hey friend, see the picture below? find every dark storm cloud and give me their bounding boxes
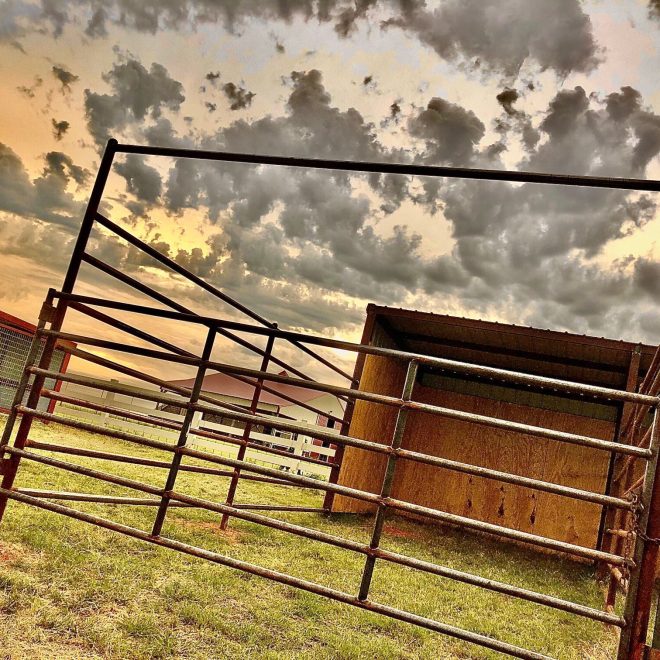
[630,112,660,172]
[539,86,590,138]
[334,0,378,37]
[105,59,185,120]
[634,259,660,301]
[51,118,70,140]
[408,97,485,164]
[85,6,107,37]
[114,155,162,203]
[84,56,185,145]
[383,0,601,76]
[51,65,79,92]
[496,88,519,116]
[605,86,641,121]
[222,82,255,110]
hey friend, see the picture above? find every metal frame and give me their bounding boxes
[1,139,659,659]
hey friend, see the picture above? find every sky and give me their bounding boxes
[0,0,659,383]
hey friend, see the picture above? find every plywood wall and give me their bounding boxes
[332,354,405,513]
[333,357,616,549]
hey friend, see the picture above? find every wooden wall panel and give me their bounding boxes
[332,355,405,513]
[334,367,615,549]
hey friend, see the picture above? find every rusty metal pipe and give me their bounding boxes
[35,379,645,504]
[24,439,311,486]
[50,292,660,406]
[9,407,632,564]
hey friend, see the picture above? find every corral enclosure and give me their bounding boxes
[1,142,659,660]
[334,306,657,551]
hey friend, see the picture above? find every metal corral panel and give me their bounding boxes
[0,316,69,413]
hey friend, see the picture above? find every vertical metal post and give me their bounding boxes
[357,359,418,601]
[61,139,118,294]
[0,139,116,524]
[599,402,624,554]
[617,404,660,660]
[151,325,216,537]
[221,330,276,530]
[0,293,55,451]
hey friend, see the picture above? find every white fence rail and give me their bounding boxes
[54,380,337,479]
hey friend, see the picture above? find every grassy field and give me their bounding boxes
[0,414,618,659]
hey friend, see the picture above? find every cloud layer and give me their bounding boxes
[61,54,660,340]
[1,1,659,349]
[5,0,601,77]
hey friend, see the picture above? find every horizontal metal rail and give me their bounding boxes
[1,447,624,626]
[30,358,278,425]
[27,370,392,455]
[93,211,353,382]
[51,292,660,406]
[115,142,660,192]
[24,439,316,487]
[15,489,190,506]
[13,490,323,513]
[39,344,297,424]
[35,332,654,458]
[6,408,632,565]
[0,486,555,660]
[31,369,643,506]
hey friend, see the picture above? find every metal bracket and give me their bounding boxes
[39,301,56,324]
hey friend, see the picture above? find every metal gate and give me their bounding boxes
[1,141,659,659]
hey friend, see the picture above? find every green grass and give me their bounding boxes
[0,415,618,659]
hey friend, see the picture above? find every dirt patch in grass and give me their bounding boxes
[0,541,39,564]
[383,524,423,540]
[178,519,244,542]
[0,542,20,562]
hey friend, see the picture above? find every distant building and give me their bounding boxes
[0,309,72,413]
[165,370,344,461]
